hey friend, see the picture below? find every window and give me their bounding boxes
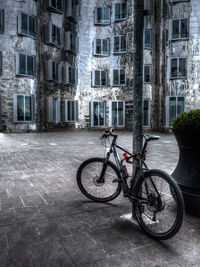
[13,94,35,123]
[95,7,110,25]
[114,3,128,21]
[114,36,127,54]
[66,0,79,21]
[109,101,125,127]
[48,0,63,13]
[65,31,79,54]
[143,100,150,127]
[45,23,64,48]
[112,69,126,86]
[65,100,78,122]
[170,19,189,40]
[91,101,105,127]
[92,70,108,87]
[169,58,187,78]
[63,64,78,85]
[94,39,109,56]
[0,51,2,76]
[166,96,185,126]
[16,53,36,77]
[46,97,60,123]
[0,9,4,34]
[18,13,37,38]
[45,60,62,84]
[144,65,151,83]
[144,29,152,49]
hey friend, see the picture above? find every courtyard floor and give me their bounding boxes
[0,130,199,266]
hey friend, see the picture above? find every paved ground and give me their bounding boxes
[0,130,199,267]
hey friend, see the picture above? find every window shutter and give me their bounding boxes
[48,0,52,8]
[56,98,61,123]
[32,95,36,122]
[169,20,172,41]
[0,9,5,33]
[94,8,98,24]
[13,94,18,123]
[92,70,95,86]
[60,28,64,48]
[33,56,36,77]
[0,51,2,76]
[34,16,37,37]
[107,39,110,56]
[58,63,62,84]
[75,68,78,85]
[66,0,72,17]
[65,99,68,122]
[76,36,79,53]
[45,59,52,80]
[16,53,20,75]
[17,12,22,34]
[64,64,69,84]
[165,96,170,127]
[167,58,171,79]
[109,101,112,127]
[112,4,115,21]
[65,31,70,50]
[93,40,96,55]
[75,4,79,21]
[75,100,78,122]
[111,69,113,86]
[46,23,52,44]
[47,96,53,122]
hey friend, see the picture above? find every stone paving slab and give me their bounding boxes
[0,131,199,266]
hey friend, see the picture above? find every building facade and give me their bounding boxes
[0,0,199,132]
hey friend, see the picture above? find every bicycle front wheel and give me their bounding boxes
[77,157,122,202]
[133,169,184,240]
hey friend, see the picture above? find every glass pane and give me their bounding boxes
[57,0,62,10]
[95,70,100,86]
[169,97,176,125]
[121,36,126,52]
[172,20,179,39]
[96,39,101,54]
[121,3,127,19]
[17,95,24,121]
[171,58,178,78]
[52,0,56,8]
[19,54,26,75]
[179,58,186,77]
[103,8,110,23]
[67,101,71,121]
[25,96,32,121]
[144,65,150,83]
[71,101,75,121]
[29,16,35,36]
[71,34,75,52]
[120,69,125,85]
[112,102,117,126]
[99,102,104,126]
[27,56,33,76]
[101,71,106,86]
[69,67,75,84]
[115,3,120,20]
[93,102,98,126]
[21,13,28,34]
[118,101,124,126]
[177,97,184,115]
[103,39,108,54]
[57,28,60,45]
[114,37,119,53]
[97,8,103,23]
[113,70,118,85]
[52,25,56,43]
[53,62,58,80]
[145,30,151,48]
[181,19,188,38]
[143,100,149,126]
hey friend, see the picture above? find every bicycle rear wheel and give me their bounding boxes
[133,169,184,240]
[77,157,122,202]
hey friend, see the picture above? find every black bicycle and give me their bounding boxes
[77,126,184,240]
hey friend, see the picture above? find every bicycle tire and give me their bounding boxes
[133,169,184,240]
[77,157,122,202]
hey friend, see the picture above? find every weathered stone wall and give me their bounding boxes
[0,0,37,132]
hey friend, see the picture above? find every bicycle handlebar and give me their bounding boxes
[100,124,117,139]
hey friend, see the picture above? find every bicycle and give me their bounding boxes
[76,126,184,240]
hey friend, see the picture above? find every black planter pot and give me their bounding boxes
[172,128,200,215]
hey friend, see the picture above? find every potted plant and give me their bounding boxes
[172,109,200,215]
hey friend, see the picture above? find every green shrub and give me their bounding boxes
[172,109,200,129]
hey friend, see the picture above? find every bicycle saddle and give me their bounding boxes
[145,135,160,141]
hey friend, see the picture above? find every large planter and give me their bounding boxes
[172,128,200,215]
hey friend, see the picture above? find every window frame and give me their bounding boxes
[144,64,152,83]
[64,64,78,86]
[166,96,185,127]
[45,59,62,84]
[48,0,63,14]
[92,70,108,87]
[170,18,189,40]
[16,53,36,78]
[109,100,125,128]
[13,94,35,123]
[94,7,111,25]
[0,51,2,76]
[18,12,37,39]
[45,23,64,49]
[114,3,128,22]
[65,31,79,54]
[46,96,61,123]
[144,29,152,49]
[65,99,78,123]
[168,57,187,79]
[112,68,126,87]
[0,9,4,34]
[91,100,106,128]
[143,99,151,128]
[66,0,79,22]
[113,35,127,54]
[93,38,109,57]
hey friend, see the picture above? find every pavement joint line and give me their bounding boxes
[20,196,26,208]
[38,193,48,205]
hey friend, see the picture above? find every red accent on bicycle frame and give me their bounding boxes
[123,152,132,163]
